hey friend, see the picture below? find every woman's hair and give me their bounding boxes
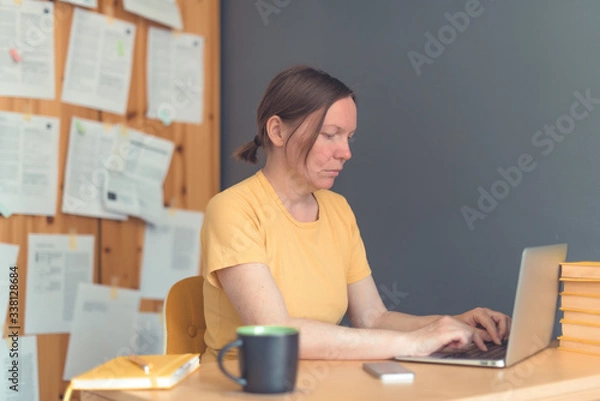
[233,65,355,164]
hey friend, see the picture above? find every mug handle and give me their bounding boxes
[217,339,247,386]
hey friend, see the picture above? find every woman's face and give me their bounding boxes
[287,96,357,191]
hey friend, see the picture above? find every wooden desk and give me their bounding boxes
[82,346,600,401]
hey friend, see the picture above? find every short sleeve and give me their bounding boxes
[344,200,372,284]
[201,191,270,288]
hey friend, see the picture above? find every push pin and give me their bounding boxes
[9,48,21,63]
[158,108,173,127]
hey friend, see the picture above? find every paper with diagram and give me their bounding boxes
[101,126,175,225]
[62,118,128,220]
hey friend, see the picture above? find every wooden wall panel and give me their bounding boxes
[0,1,220,400]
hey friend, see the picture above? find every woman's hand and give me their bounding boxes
[453,307,511,345]
[405,315,486,356]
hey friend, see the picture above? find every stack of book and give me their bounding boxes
[558,261,600,356]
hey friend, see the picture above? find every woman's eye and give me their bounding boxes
[323,133,336,139]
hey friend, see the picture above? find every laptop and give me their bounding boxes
[395,243,567,368]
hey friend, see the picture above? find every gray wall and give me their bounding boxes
[220,1,600,331]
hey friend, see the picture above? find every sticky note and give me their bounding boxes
[9,48,21,63]
[0,202,13,218]
[110,276,119,300]
[103,122,112,132]
[117,40,125,57]
[68,231,77,250]
[75,120,86,135]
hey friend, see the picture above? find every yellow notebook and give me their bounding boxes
[64,354,200,400]
[561,261,600,279]
[558,336,600,357]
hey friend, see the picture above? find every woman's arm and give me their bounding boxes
[347,275,443,331]
[347,276,510,345]
[216,263,483,359]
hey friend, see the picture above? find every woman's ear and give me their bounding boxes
[266,115,285,147]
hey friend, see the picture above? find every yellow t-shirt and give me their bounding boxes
[200,170,372,362]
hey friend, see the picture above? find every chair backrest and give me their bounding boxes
[163,275,206,355]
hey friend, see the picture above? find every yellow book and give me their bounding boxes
[560,307,600,325]
[561,261,600,279]
[64,354,200,401]
[560,319,600,342]
[560,292,600,312]
[558,336,600,357]
[560,279,600,295]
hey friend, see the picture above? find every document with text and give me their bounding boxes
[62,118,128,220]
[63,283,141,380]
[0,243,19,331]
[123,0,182,30]
[25,234,94,334]
[140,209,203,299]
[61,8,136,115]
[2,336,40,401]
[0,111,60,217]
[102,126,175,225]
[0,0,55,99]
[147,27,205,124]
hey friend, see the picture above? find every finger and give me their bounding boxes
[474,313,502,345]
[476,328,493,342]
[444,326,475,350]
[491,313,508,339]
[472,331,487,351]
[505,317,512,339]
[501,315,512,340]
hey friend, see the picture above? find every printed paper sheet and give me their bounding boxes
[147,27,205,125]
[0,0,55,100]
[25,234,94,334]
[140,209,203,299]
[0,111,60,217]
[63,283,141,380]
[61,8,136,115]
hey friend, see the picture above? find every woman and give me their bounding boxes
[200,65,510,362]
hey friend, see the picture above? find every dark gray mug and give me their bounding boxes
[217,325,299,394]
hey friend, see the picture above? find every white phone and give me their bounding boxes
[362,362,415,383]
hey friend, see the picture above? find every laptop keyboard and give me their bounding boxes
[441,341,508,360]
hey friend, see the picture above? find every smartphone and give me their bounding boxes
[362,362,415,383]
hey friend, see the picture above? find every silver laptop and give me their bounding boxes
[395,243,567,368]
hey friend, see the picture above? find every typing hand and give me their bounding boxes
[454,307,511,345]
[409,315,486,356]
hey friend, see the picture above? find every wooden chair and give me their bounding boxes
[163,276,206,355]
